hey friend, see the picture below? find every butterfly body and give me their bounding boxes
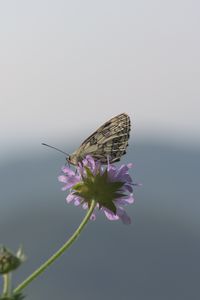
[68,113,131,165]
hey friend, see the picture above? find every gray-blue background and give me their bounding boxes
[0,140,199,299]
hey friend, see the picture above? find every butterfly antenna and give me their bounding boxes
[41,143,70,157]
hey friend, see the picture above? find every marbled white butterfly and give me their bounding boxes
[42,113,131,165]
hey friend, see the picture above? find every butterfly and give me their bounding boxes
[42,113,131,165]
[68,113,131,165]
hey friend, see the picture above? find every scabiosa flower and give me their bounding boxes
[58,155,136,225]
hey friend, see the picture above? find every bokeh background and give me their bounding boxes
[0,1,200,299]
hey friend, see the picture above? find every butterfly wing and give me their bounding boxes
[71,113,131,164]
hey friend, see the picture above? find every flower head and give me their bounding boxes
[58,156,136,225]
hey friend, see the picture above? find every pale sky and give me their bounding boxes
[0,0,200,160]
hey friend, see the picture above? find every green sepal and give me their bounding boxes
[73,182,85,191]
[84,166,94,180]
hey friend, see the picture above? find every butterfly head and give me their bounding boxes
[67,153,79,166]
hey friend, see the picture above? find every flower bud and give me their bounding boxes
[0,246,26,274]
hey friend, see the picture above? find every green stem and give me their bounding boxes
[2,273,11,296]
[13,200,96,294]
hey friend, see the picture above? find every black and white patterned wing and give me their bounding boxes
[76,113,131,164]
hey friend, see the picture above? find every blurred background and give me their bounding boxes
[0,1,200,299]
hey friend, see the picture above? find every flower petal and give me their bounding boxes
[90,213,96,221]
[74,197,81,206]
[127,163,133,169]
[116,165,129,179]
[123,174,132,183]
[61,180,78,190]
[66,193,76,203]
[116,207,131,225]
[103,208,119,221]
[121,184,133,193]
[58,175,68,183]
[61,166,75,176]
[107,166,117,181]
[82,202,88,210]
[116,194,134,205]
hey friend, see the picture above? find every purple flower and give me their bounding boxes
[58,155,136,225]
